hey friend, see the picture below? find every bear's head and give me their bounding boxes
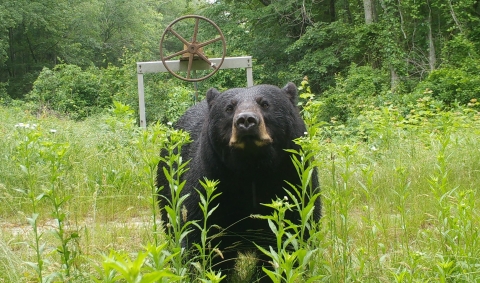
[205,83,305,162]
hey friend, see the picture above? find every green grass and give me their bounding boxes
[312,104,480,282]
[0,101,479,282]
[0,105,154,281]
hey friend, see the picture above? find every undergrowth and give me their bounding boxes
[0,87,479,282]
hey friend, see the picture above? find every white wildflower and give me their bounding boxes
[15,123,37,129]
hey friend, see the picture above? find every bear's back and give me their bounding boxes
[174,100,208,141]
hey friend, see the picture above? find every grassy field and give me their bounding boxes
[0,99,479,282]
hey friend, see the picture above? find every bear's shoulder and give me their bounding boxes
[174,100,208,139]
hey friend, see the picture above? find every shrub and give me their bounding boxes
[318,64,389,123]
[27,64,111,120]
[415,67,480,106]
[0,82,8,103]
[162,86,195,123]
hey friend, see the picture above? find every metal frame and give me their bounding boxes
[136,56,253,128]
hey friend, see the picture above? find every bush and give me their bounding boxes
[441,34,480,70]
[24,46,202,124]
[0,82,9,104]
[318,64,389,123]
[27,64,112,120]
[162,86,195,123]
[415,67,480,106]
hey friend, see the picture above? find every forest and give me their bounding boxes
[1,0,480,282]
[1,0,480,108]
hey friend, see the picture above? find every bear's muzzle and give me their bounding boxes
[229,111,272,149]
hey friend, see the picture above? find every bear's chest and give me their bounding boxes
[217,177,286,212]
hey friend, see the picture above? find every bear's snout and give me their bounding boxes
[229,110,272,148]
[235,112,259,131]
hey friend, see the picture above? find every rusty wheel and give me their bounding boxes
[159,15,226,82]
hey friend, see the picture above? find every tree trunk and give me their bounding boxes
[448,0,463,33]
[427,1,436,71]
[397,0,407,39]
[329,0,336,22]
[391,66,399,91]
[363,0,375,24]
[380,0,400,91]
[344,0,353,23]
[8,27,15,77]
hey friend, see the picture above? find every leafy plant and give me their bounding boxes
[159,133,192,271]
[191,179,225,281]
[136,123,164,246]
[40,138,79,281]
[12,122,79,281]
[94,244,182,283]
[163,86,195,124]
[415,67,480,106]
[12,123,46,282]
[256,196,321,283]
[27,64,111,120]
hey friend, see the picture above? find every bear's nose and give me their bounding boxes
[235,112,259,130]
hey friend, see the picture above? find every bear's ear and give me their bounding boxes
[206,88,221,106]
[282,82,298,105]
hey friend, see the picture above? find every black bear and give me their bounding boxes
[157,82,321,280]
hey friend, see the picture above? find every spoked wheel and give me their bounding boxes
[159,15,226,82]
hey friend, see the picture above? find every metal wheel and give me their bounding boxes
[159,15,226,82]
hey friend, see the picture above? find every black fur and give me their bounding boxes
[157,83,321,279]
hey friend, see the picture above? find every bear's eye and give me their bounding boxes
[261,101,269,109]
[225,105,234,113]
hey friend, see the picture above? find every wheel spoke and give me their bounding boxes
[167,27,190,46]
[192,18,199,43]
[196,52,216,69]
[198,37,222,48]
[160,15,226,82]
[164,49,189,60]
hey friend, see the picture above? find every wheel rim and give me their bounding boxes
[159,15,226,82]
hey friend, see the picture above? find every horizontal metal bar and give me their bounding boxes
[137,56,252,74]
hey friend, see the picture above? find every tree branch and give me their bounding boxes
[448,0,463,33]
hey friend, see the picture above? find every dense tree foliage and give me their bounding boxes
[203,0,480,93]
[1,0,479,118]
[1,0,171,98]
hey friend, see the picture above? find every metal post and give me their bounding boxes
[137,73,146,128]
[246,65,253,87]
